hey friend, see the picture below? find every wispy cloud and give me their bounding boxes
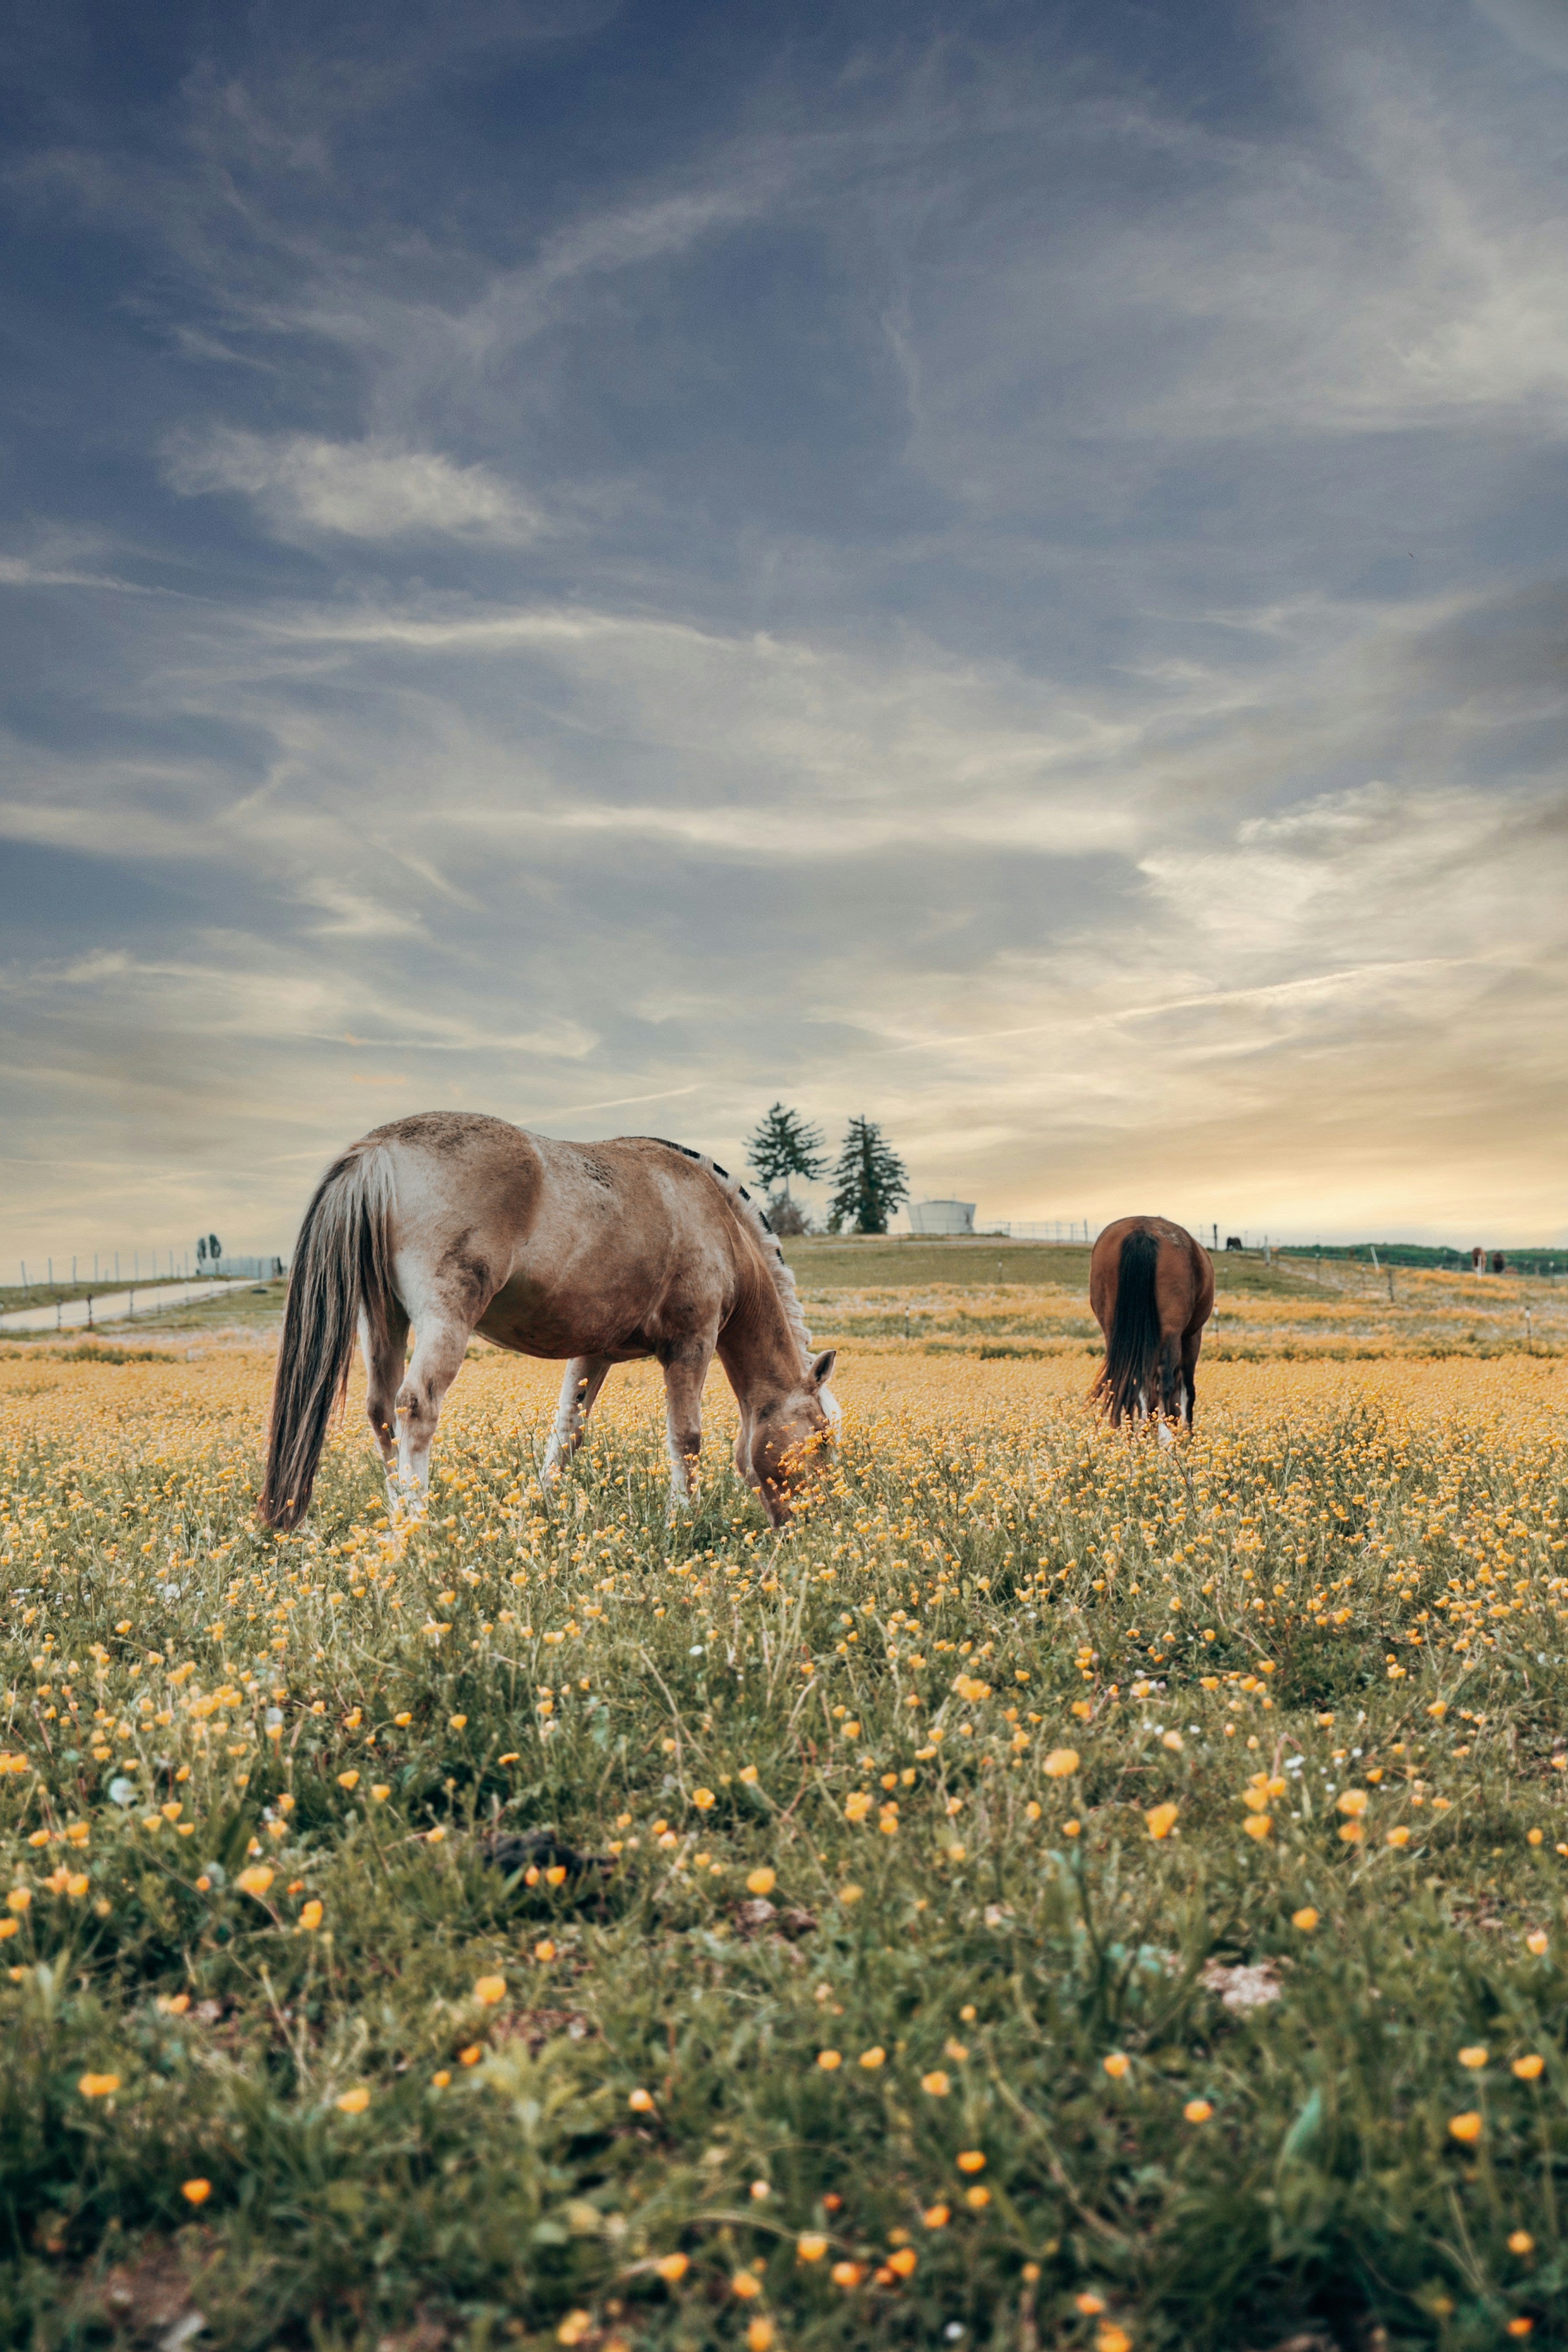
[0,555,154,592]
[1474,0,1568,73]
[163,430,542,543]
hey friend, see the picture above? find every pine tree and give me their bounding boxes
[828,1116,909,1235]
[746,1102,827,1199]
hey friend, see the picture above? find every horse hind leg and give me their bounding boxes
[543,1355,614,1485]
[392,1314,471,1518]
[360,1302,410,1496]
[1181,1329,1202,1428]
[1142,1334,1181,1446]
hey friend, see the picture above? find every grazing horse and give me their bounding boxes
[1089,1216,1214,1429]
[260,1114,838,1532]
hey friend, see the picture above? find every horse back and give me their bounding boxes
[1092,1214,1213,1338]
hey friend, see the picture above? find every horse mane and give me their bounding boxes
[638,1138,829,1393]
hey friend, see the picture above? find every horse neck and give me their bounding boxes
[716,1244,804,1409]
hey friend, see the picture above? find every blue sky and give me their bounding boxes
[2,0,1566,1259]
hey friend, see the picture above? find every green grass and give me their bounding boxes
[0,1353,1565,2349]
[92,1281,290,1335]
[780,1237,1096,1289]
[781,1237,1323,1302]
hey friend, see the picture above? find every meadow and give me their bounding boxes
[0,1249,1565,2350]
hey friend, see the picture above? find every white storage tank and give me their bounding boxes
[908,1199,976,1236]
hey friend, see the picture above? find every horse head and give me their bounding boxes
[737,1349,838,1524]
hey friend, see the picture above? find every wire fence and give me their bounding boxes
[978,1220,1094,1243]
[912,1223,1566,1274]
[11,1251,285,1296]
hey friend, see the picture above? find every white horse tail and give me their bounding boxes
[260,1145,397,1530]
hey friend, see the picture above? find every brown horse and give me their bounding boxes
[1089,1215,1214,1428]
[260,1114,838,1532]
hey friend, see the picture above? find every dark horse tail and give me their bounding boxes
[260,1146,397,1530]
[1095,1228,1162,1422]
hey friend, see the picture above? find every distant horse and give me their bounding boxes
[1089,1216,1214,1429]
[260,1115,838,1532]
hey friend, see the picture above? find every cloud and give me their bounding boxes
[1473,0,1568,71]
[3,542,1565,1245]
[0,523,175,595]
[3,4,1568,1253]
[0,554,151,592]
[163,430,542,543]
[296,880,428,939]
[248,591,1145,859]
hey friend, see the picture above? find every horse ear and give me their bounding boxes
[810,1349,836,1388]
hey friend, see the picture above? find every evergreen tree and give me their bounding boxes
[746,1101,827,1198]
[828,1116,908,1235]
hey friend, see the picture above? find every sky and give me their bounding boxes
[2,0,1566,1263]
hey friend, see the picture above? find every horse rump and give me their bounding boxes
[260,1146,397,1529]
[1093,1226,1163,1424]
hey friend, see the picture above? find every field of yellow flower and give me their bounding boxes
[1,1314,1565,2349]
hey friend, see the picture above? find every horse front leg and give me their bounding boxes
[660,1339,714,1515]
[732,1404,754,1487]
[543,1355,614,1485]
